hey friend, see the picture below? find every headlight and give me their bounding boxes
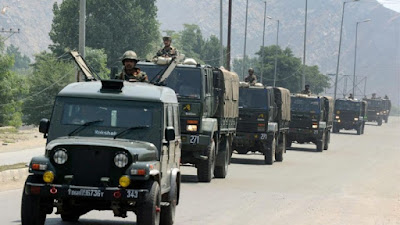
[312,123,318,129]
[53,148,68,164]
[354,118,359,121]
[186,125,198,132]
[335,115,340,119]
[114,152,129,168]
[376,112,380,115]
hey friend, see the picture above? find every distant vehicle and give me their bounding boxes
[232,82,291,164]
[365,98,384,126]
[21,53,181,225]
[140,58,239,182]
[287,94,333,152]
[382,99,391,123]
[333,99,367,135]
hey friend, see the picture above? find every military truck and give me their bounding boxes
[287,94,333,152]
[232,82,291,165]
[382,99,391,123]
[21,53,181,225]
[138,58,239,182]
[332,99,367,135]
[365,98,383,126]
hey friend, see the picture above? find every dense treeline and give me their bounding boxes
[1,1,330,127]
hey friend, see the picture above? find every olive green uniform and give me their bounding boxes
[156,46,178,57]
[300,89,311,95]
[119,67,148,82]
[245,74,257,85]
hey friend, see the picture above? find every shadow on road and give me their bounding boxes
[332,131,358,136]
[45,218,135,225]
[181,174,199,183]
[230,155,266,165]
[365,123,380,127]
[286,146,319,153]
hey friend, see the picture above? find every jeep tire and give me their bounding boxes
[137,181,161,225]
[21,176,46,225]
[160,181,177,225]
[197,139,215,182]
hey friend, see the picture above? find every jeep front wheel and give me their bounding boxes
[197,139,215,182]
[137,181,161,225]
[21,176,46,225]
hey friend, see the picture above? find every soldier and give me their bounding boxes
[244,68,257,85]
[384,95,389,100]
[348,93,354,99]
[300,84,312,96]
[156,36,178,58]
[118,50,148,82]
[371,93,377,99]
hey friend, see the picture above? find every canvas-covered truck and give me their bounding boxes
[365,98,384,126]
[287,94,333,152]
[232,82,291,165]
[139,58,239,182]
[21,52,182,225]
[382,99,391,123]
[333,99,367,135]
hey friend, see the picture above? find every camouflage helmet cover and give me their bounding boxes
[121,50,138,63]
[163,36,172,41]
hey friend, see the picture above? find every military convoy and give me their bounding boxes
[287,94,333,152]
[21,54,182,225]
[232,82,290,164]
[365,98,384,126]
[333,99,367,135]
[139,59,239,182]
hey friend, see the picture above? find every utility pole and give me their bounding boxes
[260,1,267,84]
[227,0,232,70]
[302,0,308,89]
[242,0,249,79]
[0,28,20,41]
[78,0,86,82]
[273,20,279,87]
[363,77,367,97]
[220,0,223,67]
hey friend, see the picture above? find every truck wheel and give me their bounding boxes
[21,176,46,225]
[332,125,339,133]
[286,139,292,148]
[361,123,365,134]
[356,125,362,135]
[385,117,389,123]
[61,213,80,222]
[264,137,275,165]
[377,118,382,126]
[275,134,285,162]
[160,182,177,225]
[197,140,215,182]
[316,133,325,152]
[324,131,330,150]
[137,181,161,225]
[215,138,229,178]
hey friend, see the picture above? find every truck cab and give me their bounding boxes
[365,98,384,126]
[287,94,333,152]
[333,99,366,134]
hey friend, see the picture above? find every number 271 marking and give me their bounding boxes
[189,135,200,144]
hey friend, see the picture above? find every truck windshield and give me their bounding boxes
[291,97,320,113]
[50,97,161,142]
[239,88,268,109]
[366,100,382,108]
[140,64,201,99]
[335,101,361,111]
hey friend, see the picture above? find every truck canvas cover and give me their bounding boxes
[220,67,239,118]
[273,87,291,122]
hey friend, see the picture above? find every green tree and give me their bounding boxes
[49,0,160,66]
[85,47,110,79]
[6,44,31,71]
[23,52,75,125]
[0,42,26,127]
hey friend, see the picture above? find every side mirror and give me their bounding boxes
[39,118,50,135]
[165,127,175,142]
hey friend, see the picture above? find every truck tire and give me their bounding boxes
[324,131,330,150]
[160,181,177,225]
[21,176,46,225]
[332,125,339,133]
[385,117,389,123]
[215,138,229,178]
[356,125,362,135]
[361,123,365,134]
[316,133,325,152]
[275,134,285,162]
[137,181,161,225]
[197,140,215,182]
[377,118,383,126]
[264,137,275,165]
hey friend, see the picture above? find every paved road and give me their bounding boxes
[0,118,399,225]
[0,147,44,166]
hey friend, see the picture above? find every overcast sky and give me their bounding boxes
[377,0,400,12]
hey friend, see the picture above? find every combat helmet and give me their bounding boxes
[163,36,172,41]
[121,50,138,64]
[248,68,254,73]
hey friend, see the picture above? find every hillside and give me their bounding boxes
[1,0,399,104]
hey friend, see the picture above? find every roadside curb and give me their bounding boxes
[0,168,28,183]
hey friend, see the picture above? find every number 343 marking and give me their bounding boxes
[189,135,200,144]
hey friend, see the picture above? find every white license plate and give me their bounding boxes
[67,188,104,197]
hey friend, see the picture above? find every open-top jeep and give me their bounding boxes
[21,53,181,225]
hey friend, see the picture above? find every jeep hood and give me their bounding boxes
[46,136,158,161]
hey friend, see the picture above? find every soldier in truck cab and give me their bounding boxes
[301,84,312,96]
[244,68,257,86]
[156,36,178,58]
[118,50,148,82]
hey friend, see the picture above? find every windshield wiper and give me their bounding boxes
[68,119,104,136]
[113,125,150,139]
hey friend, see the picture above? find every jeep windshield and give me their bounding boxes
[140,64,201,99]
[335,101,361,111]
[239,88,268,109]
[49,97,161,143]
[291,97,320,113]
